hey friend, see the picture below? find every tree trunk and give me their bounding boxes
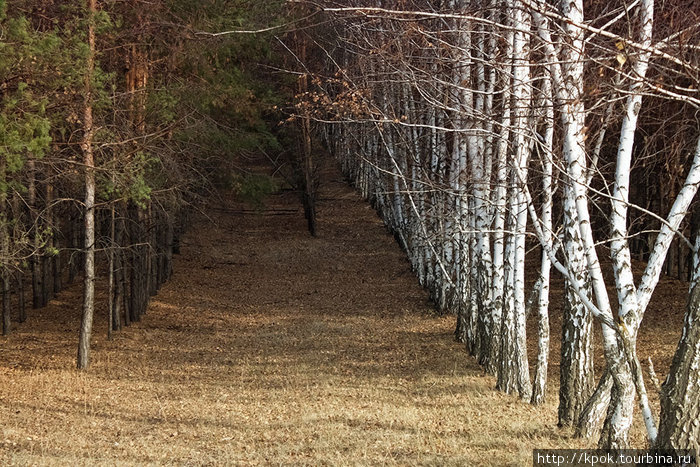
[77,0,98,370]
[11,192,25,323]
[16,269,25,324]
[1,193,10,336]
[113,221,124,332]
[599,361,636,450]
[130,209,141,323]
[656,256,700,451]
[1,265,9,336]
[129,206,147,322]
[68,206,81,284]
[42,182,55,304]
[486,5,513,376]
[113,252,123,332]
[148,202,157,297]
[165,213,174,281]
[53,232,62,295]
[531,77,554,406]
[496,0,532,401]
[575,370,613,439]
[28,158,43,309]
[108,203,115,340]
[558,270,595,426]
[52,193,62,296]
[295,29,317,237]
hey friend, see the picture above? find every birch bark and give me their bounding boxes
[496,0,531,400]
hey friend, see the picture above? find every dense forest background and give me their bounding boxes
[0,0,299,361]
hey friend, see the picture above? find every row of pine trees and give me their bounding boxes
[0,1,287,365]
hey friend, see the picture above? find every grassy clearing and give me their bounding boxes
[1,312,582,466]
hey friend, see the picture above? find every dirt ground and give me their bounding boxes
[0,157,690,465]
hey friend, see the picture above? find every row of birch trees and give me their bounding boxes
[299,0,700,451]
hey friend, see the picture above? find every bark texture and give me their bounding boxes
[656,284,700,451]
[77,0,98,370]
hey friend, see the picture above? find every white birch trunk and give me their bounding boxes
[471,15,495,363]
[486,2,514,376]
[496,0,531,400]
[602,0,657,447]
[531,77,555,406]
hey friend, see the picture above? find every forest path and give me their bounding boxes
[0,158,578,465]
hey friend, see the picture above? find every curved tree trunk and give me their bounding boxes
[598,360,636,449]
[575,369,613,439]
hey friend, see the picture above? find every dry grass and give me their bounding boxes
[0,158,687,465]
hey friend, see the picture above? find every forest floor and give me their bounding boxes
[0,156,689,466]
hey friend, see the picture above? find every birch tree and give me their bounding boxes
[496,0,532,401]
[530,0,700,447]
[530,75,555,406]
[657,203,700,451]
